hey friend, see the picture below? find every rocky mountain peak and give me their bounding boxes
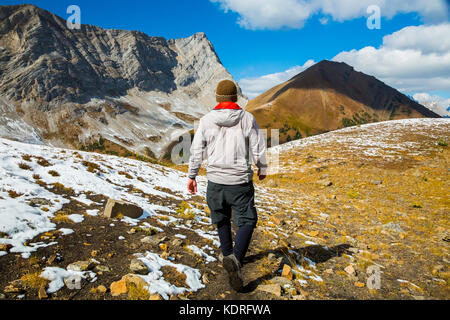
[0,4,245,158]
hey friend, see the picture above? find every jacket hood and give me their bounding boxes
[209,109,244,127]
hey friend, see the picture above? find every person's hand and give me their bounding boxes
[258,169,267,181]
[187,178,197,195]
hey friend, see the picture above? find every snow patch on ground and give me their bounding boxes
[187,244,217,264]
[41,267,96,293]
[0,137,206,258]
[135,251,205,300]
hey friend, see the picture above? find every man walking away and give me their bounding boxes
[187,80,268,292]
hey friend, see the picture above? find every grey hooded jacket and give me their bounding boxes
[188,108,268,185]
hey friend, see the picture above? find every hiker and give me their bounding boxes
[187,79,268,292]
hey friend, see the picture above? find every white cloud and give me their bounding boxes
[332,23,450,93]
[238,60,315,99]
[211,0,449,30]
[413,93,450,117]
[383,24,450,54]
[239,23,450,104]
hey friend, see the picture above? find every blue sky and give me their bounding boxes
[2,0,450,110]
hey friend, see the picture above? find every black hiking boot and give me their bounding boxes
[222,254,243,292]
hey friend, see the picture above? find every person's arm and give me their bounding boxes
[249,117,268,180]
[187,119,206,194]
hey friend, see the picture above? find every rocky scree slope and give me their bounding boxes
[1,118,439,300]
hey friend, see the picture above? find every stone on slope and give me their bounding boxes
[141,235,162,245]
[270,276,293,287]
[123,274,148,288]
[281,264,293,280]
[130,259,149,275]
[0,244,12,252]
[67,260,96,272]
[317,180,333,187]
[344,265,356,275]
[257,284,282,297]
[103,199,143,219]
[110,279,128,297]
[38,286,48,300]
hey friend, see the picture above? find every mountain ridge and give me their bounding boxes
[0,4,246,157]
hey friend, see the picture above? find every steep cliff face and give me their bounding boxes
[0,4,246,157]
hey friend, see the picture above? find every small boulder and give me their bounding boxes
[317,180,333,187]
[94,265,111,273]
[284,286,297,296]
[141,236,161,246]
[123,274,148,288]
[110,279,127,297]
[130,259,149,275]
[172,238,184,247]
[29,198,52,207]
[383,222,404,233]
[257,284,281,297]
[0,244,12,252]
[67,260,95,272]
[95,285,108,294]
[281,264,293,280]
[344,265,356,275]
[103,199,143,219]
[270,276,292,287]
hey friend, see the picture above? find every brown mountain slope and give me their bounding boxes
[246,60,440,144]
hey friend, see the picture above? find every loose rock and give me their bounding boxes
[141,236,161,246]
[130,258,149,275]
[95,285,108,294]
[67,260,95,272]
[344,265,356,275]
[257,284,282,297]
[122,274,148,288]
[110,279,127,297]
[271,276,292,287]
[281,264,293,280]
[172,238,184,247]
